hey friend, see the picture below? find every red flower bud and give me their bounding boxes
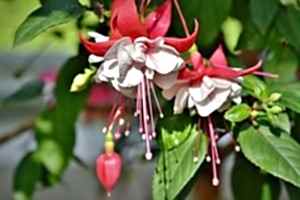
[96,152,122,196]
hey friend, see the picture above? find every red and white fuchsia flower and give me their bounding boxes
[162,46,275,186]
[80,0,277,194]
[81,0,198,162]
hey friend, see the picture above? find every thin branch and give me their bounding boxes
[0,120,34,145]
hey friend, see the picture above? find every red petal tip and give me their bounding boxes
[164,19,199,53]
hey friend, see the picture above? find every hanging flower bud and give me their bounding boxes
[96,132,122,197]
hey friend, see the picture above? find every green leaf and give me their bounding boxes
[271,83,300,113]
[13,153,43,200]
[238,126,300,188]
[14,0,85,46]
[242,76,269,101]
[34,55,89,175]
[1,80,43,105]
[250,0,279,34]
[264,44,298,84]
[14,54,89,197]
[222,17,243,54]
[270,113,291,134]
[276,7,300,52]
[232,156,281,200]
[158,114,193,150]
[153,126,208,200]
[280,0,300,8]
[171,0,232,47]
[225,104,251,123]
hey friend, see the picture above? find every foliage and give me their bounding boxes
[5,0,300,199]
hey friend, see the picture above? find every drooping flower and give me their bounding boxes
[81,0,199,58]
[81,0,199,160]
[163,46,262,117]
[162,46,267,186]
[96,132,122,197]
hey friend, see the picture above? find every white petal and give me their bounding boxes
[88,32,109,42]
[88,54,104,63]
[146,47,183,74]
[119,67,144,88]
[188,95,195,109]
[174,87,189,114]
[195,89,231,117]
[232,97,242,104]
[101,59,120,79]
[211,78,233,89]
[111,80,136,98]
[145,69,155,80]
[154,72,178,89]
[230,81,242,97]
[105,37,132,60]
[189,79,215,102]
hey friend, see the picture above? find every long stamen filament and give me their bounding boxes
[141,77,152,160]
[146,79,156,138]
[208,116,220,186]
[173,0,190,36]
[150,82,164,118]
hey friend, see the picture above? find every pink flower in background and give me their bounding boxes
[88,84,119,108]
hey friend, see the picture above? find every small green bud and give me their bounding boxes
[269,93,282,102]
[270,105,283,114]
[70,67,96,92]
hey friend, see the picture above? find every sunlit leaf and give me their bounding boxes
[14,0,85,46]
[153,123,208,200]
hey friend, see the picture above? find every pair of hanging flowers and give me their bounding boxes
[78,0,273,195]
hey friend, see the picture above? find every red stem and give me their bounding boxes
[173,0,190,36]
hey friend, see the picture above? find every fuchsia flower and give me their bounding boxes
[81,0,199,160]
[81,0,198,56]
[162,46,264,186]
[164,46,262,117]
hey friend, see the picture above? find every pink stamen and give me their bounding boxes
[208,116,220,186]
[253,71,279,79]
[146,79,156,138]
[150,82,164,118]
[141,77,152,160]
[173,0,190,36]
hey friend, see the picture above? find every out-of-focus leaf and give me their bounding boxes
[13,153,43,200]
[171,0,232,47]
[14,54,89,197]
[225,104,251,123]
[1,80,44,105]
[277,7,300,52]
[34,55,89,176]
[14,0,85,46]
[280,0,300,9]
[250,0,279,34]
[153,117,208,200]
[242,76,269,101]
[238,126,300,188]
[222,17,243,54]
[271,83,300,113]
[285,182,300,200]
[264,44,298,84]
[232,156,281,200]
